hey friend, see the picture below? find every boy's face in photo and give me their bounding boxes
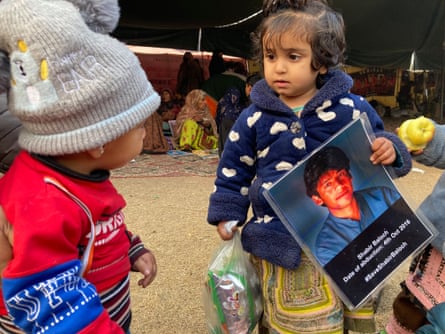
[311,169,354,211]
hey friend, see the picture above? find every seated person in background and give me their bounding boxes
[215,88,246,157]
[304,146,400,266]
[157,88,181,122]
[216,72,262,157]
[201,61,247,106]
[245,72,262,105]
[156,88,182,137]
[142,112,169,154]
[173,89,218,152]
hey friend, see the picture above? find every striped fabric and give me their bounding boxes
[100,275,132,332]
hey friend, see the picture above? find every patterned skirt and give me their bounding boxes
[252,252,377,333]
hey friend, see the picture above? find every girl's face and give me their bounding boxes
[263,32,326,108]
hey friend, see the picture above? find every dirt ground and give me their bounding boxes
[115,155,443,333]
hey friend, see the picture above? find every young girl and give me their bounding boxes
[0,0,159,332]
[206,0,412,332]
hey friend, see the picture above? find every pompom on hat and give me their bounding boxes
[0,0,160,155]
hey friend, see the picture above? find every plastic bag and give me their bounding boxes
[203,230,263,334]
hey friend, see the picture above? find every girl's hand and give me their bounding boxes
[370,137,396,165]
[217,221,238,240]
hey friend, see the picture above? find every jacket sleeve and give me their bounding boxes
[415,124,445,256]
[417,173,445,255]
[2,260,123,333]
[207,109,256,225]
[126,230,150,269]
[413,122,445,168]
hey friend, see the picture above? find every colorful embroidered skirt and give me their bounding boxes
[252,252,378,333]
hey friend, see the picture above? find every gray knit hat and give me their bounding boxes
[0,0,160,155]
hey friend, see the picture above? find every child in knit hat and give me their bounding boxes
[0,0,160,332]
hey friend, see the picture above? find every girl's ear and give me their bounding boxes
[319,66,328,75]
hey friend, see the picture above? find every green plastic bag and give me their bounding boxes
[203,230,262,334]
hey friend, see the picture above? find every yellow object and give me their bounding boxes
[40,59,49,80]
[398,116,435,151]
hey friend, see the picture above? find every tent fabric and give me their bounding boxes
[334,0,445,70]
[112,0,445,69]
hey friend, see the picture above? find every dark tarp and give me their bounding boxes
[335,0,445,70]
[112,0,445,70]
[112,0,263,59]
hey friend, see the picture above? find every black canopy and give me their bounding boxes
[113,0,445,69]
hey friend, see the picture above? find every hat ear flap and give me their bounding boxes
[66,0,120,34]
[0,51,10,95]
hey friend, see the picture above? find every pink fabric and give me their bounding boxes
[404,247,445,310]
[386,315,414,334]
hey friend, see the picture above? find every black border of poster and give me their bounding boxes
[264,115,436,309]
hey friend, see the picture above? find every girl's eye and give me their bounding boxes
[264,52,275,60]
[289,54,301,61]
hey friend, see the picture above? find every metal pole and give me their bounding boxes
[441,38,445,122]
[197,28,202,52]
[441,15,445,122]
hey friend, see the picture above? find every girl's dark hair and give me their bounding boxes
[263,0,313,17]
[252,0,346,72]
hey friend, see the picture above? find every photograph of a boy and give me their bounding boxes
[303,146,400,266]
